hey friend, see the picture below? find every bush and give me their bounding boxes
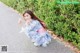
[0,0,80,49]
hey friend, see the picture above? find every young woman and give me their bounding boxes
[18,10,52,47]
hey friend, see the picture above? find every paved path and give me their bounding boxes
[0,2,75,53]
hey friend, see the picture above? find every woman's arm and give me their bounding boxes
[18,18,22,24]
[28,20,38,31]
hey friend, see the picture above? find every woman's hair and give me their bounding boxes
[23,10,47,29]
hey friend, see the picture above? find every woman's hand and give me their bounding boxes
[18,18,22,24]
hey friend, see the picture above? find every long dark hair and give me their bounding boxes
[23,10,47,29]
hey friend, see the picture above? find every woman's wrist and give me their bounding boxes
[18,18,22,24]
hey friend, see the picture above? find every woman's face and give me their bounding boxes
[23,13,31,21]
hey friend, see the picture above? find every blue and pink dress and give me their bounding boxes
[22,19,52,47]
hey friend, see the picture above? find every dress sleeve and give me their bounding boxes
[27,20,39,31]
